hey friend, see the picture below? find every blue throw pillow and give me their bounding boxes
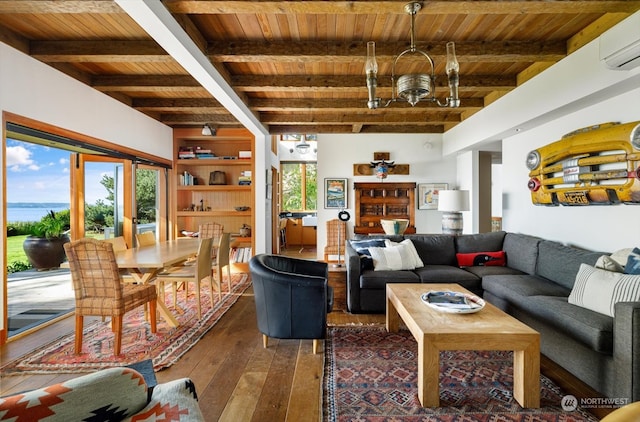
[349,239,386,256]
[624,247,640,275]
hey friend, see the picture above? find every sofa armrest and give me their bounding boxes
[613,301,640,402]
[345,242,363,312]
[125,378,204,422]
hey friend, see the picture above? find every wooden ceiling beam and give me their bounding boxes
[232,74,516,91]
[249,97,484,110]
[30,40,171,63]
[160,113,240,124]
[259,112,462,125]
[163,1,640,15]
[0,1,121,13]
[27,39,566,64]
[265,124,445,134]
[90,73,514,93]
[132,98,226,114]
[211,40,566,63]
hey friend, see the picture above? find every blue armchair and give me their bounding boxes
[249,254,333,353]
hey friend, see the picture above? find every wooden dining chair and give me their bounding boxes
[211,232,232,300]
[63,238,157,356]
[136,231,156,247]
[103,236,128,252]
[156,237,213,319]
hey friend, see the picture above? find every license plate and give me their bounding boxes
[563,191,589,205]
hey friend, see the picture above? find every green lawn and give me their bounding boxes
[7,233,103,270]
[7,234,29,265]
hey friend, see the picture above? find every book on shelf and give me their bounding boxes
[179,171,195,186]
[179,146,196,159]
[231,246,252,263]
[238,170,252,185]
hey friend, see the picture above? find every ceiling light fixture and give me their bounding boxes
[295,135,311,154]
[201,124,215,136]
[365,1,460,109]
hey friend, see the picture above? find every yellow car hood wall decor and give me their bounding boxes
[526,121,640,206]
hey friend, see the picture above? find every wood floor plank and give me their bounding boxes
[219,344,275,421]
[250,340,298,422]
[286,340,324,422]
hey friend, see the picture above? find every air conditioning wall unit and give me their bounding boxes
[599,11,640,70]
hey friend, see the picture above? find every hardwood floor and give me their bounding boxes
[1,248,611,420]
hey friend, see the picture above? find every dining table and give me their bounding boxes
[115,238,201,327]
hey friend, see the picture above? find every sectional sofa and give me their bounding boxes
[345,231,640,402]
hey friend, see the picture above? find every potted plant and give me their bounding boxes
[23,210,71,270]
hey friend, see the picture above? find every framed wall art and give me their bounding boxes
[418,183,448,210]
[325,178,348,209]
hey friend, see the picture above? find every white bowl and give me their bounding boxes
[380,219,409,235]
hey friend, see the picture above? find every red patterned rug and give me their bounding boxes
[1,273,250,375]
[323,326,599,421]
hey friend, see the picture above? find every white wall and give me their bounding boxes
[501,87,640,252]
[1,42,173,333]
[444,14,640,253]
[315,133,457,260]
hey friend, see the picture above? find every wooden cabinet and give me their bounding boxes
[353,182,416,235]
[173,128,255,269]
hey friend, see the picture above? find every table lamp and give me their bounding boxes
[437,190,469,235]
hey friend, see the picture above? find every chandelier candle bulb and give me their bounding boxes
[366,41,380,109]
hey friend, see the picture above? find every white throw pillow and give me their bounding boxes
[595,255,625,272]
[384,239,424,268]
[568,263,640,317]
[369,243,417,271]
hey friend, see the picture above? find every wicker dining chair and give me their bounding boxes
[156,237,213,319]
[63,238,158,356]
[198,222,223,257]
[323,219,347,264]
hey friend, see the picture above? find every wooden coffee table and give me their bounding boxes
[386,283,540,408]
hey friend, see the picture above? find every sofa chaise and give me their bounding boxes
[345,230,640,402]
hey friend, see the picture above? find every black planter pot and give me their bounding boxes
[23,235,71,271]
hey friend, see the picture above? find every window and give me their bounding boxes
[281,162,317,211]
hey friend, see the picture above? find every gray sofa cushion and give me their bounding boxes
[502,233,541,275]
[414,265,482,294]
[537,240,603,289]
[413,265,479,283]
[405,234,456,265]
[482,274,570,303]
[464,265,525,278]
[359,269,420,289]
[520,296,613,354]
[455,231,506,253]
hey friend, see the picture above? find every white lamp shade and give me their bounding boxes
[438,190,470,212]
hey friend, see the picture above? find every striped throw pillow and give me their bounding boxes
[568,263,640,317]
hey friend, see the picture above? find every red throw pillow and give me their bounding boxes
[457,251,506,267]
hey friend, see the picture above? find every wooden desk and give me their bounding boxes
[386,283,540,408]
[116,238,200,327]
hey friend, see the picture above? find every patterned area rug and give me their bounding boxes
[323,326,599,421]
[1,273,250,375]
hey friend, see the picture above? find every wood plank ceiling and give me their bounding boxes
[1,1,639,135]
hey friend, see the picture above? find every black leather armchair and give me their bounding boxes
[249,254,333,354]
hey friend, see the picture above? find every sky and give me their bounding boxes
[5,139,110,204]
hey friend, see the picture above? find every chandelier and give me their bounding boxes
[365,1,460,109]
